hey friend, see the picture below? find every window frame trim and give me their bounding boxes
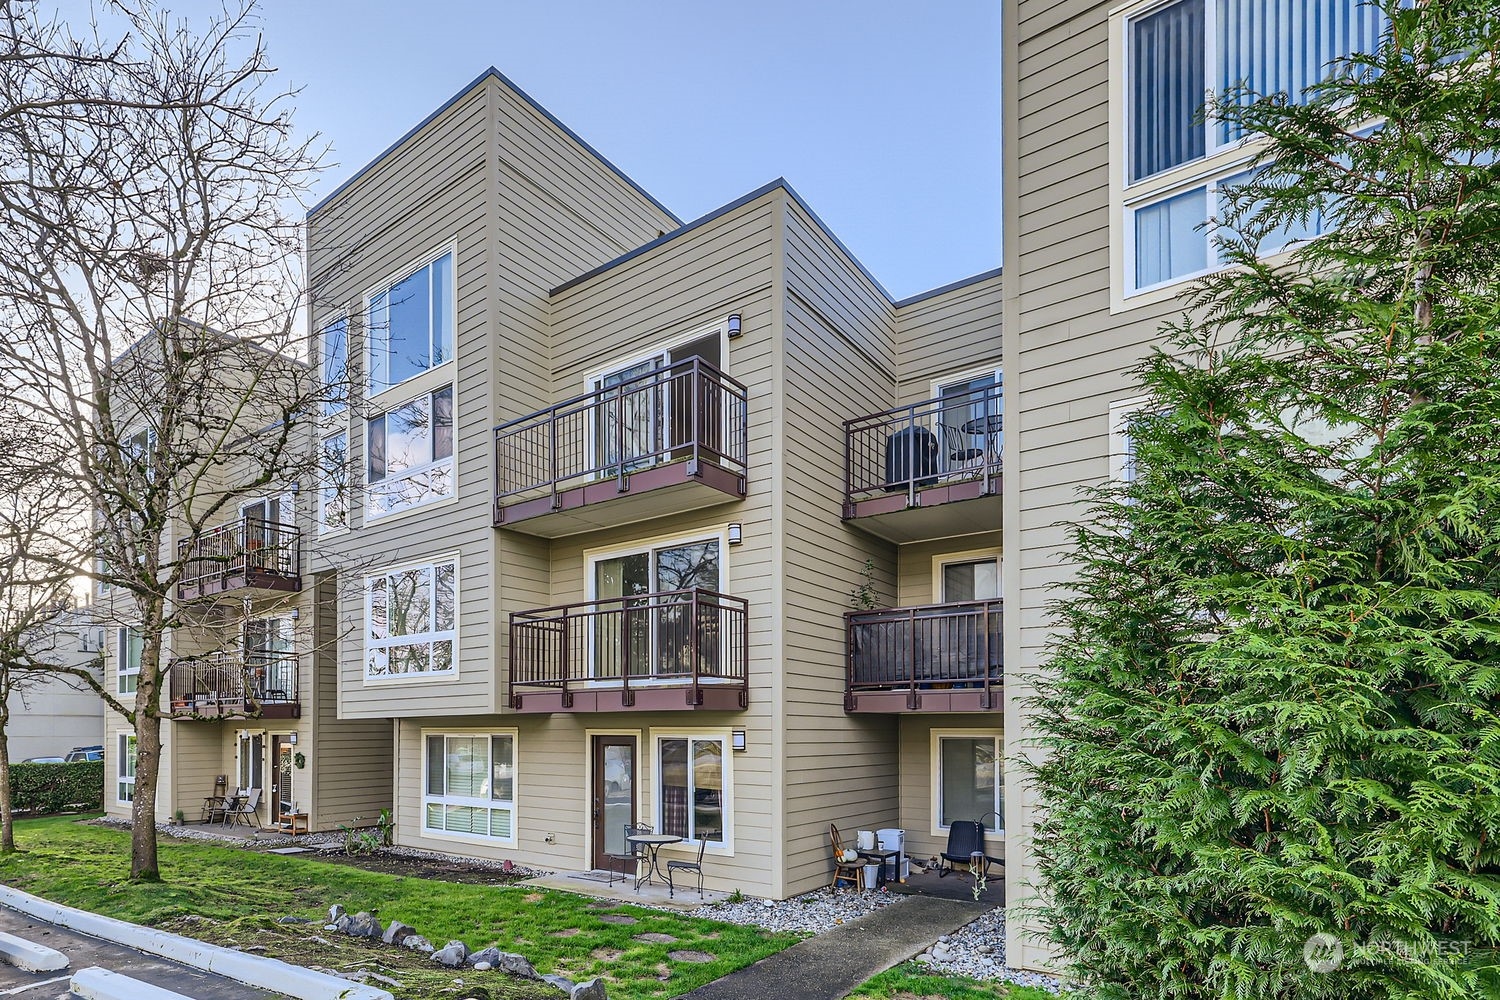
[318,311,351,421]
[362,552,460,685]
[116,732,137,805]
[930,548,1003,605]
[648,727,735,857]
[116,627,141,695]
[363,384,457,524]
[419,727,520,846]
[361,242,459,404]
[929,728,1004,840]
[317,429,350,536]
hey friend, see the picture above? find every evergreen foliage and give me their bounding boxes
[1031,4,1500,997]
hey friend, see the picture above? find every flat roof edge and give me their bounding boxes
[893,266,1004,308]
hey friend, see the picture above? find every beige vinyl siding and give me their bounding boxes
[1004,0,1206,971]
[898,717,1005,866]
[895,534,1002,608]
[778,196,904,896]
[894,274,1003,405]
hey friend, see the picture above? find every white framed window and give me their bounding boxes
[365,556,458,680]
[422,731,517,842]
[365,385,454,520]
[236,730,265,792]
[116,628,142,694]
[320,316,349,416]
[654,732,731,850]
[318,431,348,533]
[933,551,1000,604]
[931,730,1002,835]
[366,249,454,397]
[117,733,137,804]
[1114,0,1389,301]
[1109,396,1154,484]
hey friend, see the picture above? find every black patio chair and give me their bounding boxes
[606,823,651,888]
[666,836,707,899]
[936,819,1002,880]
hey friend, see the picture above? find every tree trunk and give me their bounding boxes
[129,671,162,882]
[0,694,13,854]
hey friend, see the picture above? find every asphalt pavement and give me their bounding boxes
[0,906,280,999]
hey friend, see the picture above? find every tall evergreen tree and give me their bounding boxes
[1031,4,1500,998]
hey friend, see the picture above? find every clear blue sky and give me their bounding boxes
[249,0,1001,301]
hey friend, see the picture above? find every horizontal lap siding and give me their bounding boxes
[898,717,1005,866]
[779,199,903,895]
[1006,0,1212,971]
[895,275,1004,404]
[539,195,778,893]
[896,534,1003,608]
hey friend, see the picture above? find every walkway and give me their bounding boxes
[678,895,987,1000]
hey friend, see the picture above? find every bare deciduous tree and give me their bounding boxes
[0,0,332,880]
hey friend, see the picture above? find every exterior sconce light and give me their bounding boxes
[727,314,743,339]
[727,523,743,545]
[732,730,747,752]
[288,607,301,620]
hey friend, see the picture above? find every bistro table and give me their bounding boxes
[625,832,684,889]
[200,795,231,824]
[962,413,1004,436]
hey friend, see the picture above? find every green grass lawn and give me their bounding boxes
[0,816,797,1000]
[850,962,1061,1000]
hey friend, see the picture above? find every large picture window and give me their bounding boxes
[367,251,453,397]
[423,733,516,841]
[366,386,454,519]
[366,558,457,679]
[589,535,722,679]
[117,734,136,804]
[935,733,1001,833]
[657,735,726,847]
[116,628,142,694]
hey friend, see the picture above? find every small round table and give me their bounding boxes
[626,833,684,889]
[961,414,1004,436]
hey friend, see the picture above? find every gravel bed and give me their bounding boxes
[915,906,1062,993]
[685,886,907,934]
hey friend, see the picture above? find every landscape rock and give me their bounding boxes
[495,951,540,979]
[333,914,353,934]
[401,934,434,954]
[381,920,417,946]
[345,911,383,938]
[307,936,332,946]
[571,979,608,1000]
[328,904,344,922]
[467,946,501,968]
[472,961,492,971]
[432,940,469,967]
[278,916,312,925]
[322,924,338,932]
[543,973,576,993]
[667,950,715,964]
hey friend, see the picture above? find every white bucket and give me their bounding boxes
[856,830,876,851]
[862,864,882,889]
[901,858,910,881]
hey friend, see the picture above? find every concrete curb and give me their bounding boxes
[72,966,193,1000]
[0,928,69,971]
[0,886,392,1000]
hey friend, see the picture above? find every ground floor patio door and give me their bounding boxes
[270,735,295,819]
[591,735,637,871]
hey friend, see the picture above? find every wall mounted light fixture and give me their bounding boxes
[727,523,743,545]
[732,730,747,752]
[727,314,743,339]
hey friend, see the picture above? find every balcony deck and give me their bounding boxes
[845,600,1002,712]
[494,358,748,537]
[843,385,1001,543]
[177,517,302,602]
[509,588,749,713]
[167,650,301,720]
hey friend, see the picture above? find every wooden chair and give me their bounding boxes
[828,824,865,891]
[667,836,707,899]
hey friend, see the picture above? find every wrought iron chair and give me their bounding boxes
[607,823,651,888]
[828,824,865,891]
[666,836,708,899]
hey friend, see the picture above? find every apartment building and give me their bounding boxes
[10,609,104,762]
[1000,0,1394,972]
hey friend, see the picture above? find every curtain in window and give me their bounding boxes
[1218,0,1387,145]
[1134,186,1208,288]
[1131,0,1205,181]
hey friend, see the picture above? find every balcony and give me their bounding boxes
[843,384,1001,542]
[509,588,749,713]
[845,600,1002,712]
[493,357,749,537]
[167,650,301,720]
[177,517,302,602]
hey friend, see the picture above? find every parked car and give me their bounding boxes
[65,746,104,763]
[21,756,65,764]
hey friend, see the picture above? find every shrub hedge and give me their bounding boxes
[8,761,104,813]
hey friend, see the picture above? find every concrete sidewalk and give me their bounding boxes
[679,896,987,1000]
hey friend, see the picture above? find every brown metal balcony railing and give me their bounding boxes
[845,600,1002,711]
[509,588,749,711]
[493,357,749,524]
[177,516,301,600]
[843,383,1002,514]
[167,649,300,719]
